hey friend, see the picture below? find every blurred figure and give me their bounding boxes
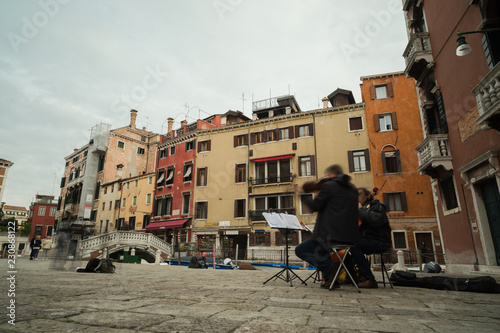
[198,252,208,269]
[51,230,70,270]
[41,236,52,260]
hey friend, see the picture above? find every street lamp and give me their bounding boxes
[456,28,500,56]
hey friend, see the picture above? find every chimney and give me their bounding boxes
[130,109,138,129]
[167,118,174,134]
[322,97,329,109]
[181,120,187,134]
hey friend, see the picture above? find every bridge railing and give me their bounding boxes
[77,231,173,259]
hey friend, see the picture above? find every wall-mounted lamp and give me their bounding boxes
[456,28,500,56]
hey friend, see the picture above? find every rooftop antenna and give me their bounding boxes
[241,93,246,112]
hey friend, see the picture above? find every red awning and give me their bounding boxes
[250,154,294,162]
[145,219,189,231]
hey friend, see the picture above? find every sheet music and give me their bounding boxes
[279,213,303,230]
[262,212,287,229]
[262,212,303,230]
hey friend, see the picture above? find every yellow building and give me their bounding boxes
[193,92,373,259]
[95,173,154,234]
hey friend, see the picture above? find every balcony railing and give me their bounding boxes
[472,62,500,132]
[250,175,293,185]
[249,208,296,221]
[416,134,452,177]
[403,32,433,81]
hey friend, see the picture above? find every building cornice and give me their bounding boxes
[360,71,405,81]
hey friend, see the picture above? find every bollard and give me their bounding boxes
[392,250,408,272]
[155,250,161,265]
[131,248,136,256]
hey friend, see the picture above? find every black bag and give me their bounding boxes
[390,270,500,293]
[76,258,101,273]
[76,258,115,274]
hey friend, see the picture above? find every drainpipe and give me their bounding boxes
[462,184,479,270]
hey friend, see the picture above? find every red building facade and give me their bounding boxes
[148,111,249,246]
[28,195,57,240]
[403,1,500,274]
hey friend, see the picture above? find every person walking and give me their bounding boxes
[295,164,360,289]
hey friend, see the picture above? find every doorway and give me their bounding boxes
[479,179,500,266]
[222,234,247,260]
[415,232,433,263]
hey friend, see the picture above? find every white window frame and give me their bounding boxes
[49,207,56,216]
[379,114,393,132]
[375,85,388,99]
[392,230,409,250]
[348,116,364,132]
[299,156,313,177]
[352,150,368,172]
[38,206,46,216]
[298,125,310,137]
[121,198,126,208]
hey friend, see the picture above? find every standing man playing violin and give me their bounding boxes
[295,164,360,289]
[345,188,392,288]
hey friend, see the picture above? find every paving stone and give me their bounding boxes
[2,259,500,333]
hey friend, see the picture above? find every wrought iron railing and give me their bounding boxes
[249,208,296,221]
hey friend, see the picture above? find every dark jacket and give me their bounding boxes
[188,256,200,268]
[30,238,42,249]
[302,174,360,245]
[359,199,392,251]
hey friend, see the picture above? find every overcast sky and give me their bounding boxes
[0,0,407,208]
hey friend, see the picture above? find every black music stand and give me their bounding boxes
[262,212,307,287]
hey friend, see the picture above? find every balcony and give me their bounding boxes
[250,175,293,186]
[416,134,453,177]
[403,33,433,82]
[472,62,500,132]
[250,208,296,222]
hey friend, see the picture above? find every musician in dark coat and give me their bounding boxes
[345,188,392,288]
[295,164,360,288]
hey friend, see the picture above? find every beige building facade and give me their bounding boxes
[193,94,373,259]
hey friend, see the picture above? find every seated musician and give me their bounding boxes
[345,188,392,288]
[295,164,360,289]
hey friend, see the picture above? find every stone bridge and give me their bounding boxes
[76,231,173,262]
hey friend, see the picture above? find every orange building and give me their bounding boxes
[360,71,442,260]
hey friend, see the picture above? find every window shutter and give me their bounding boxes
[196,169,201,186]
[309,123,314,136]
[298,158,303,177]
[374,114,380,132]
[161,198,167,216]
[364,149,371,171]
[292,142,297,150]
[233,136,238,147]
[401,192,408,212]
[249,149,253,157]
[275,231,282,246]
[295,125,300,138]
[292,231,299,246]
[348,151,354,172]
[370,85,376,100]
[262,130,268,142]
[249,233,256,246]
[197,141,202,152]
[311,155,316,176]
[265,232,271,246]
[391,112,398,130]
[386,82,394,97]
[289,126,295,139]
[383,193,389,211]
[244,134,249,145]
[234,164,238,183]
[381,151,388,174]
[234,200,238,218]
[396,149,402,172]
[207,140,211,151]
[274,129,279,141]
[250,133,256,145]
